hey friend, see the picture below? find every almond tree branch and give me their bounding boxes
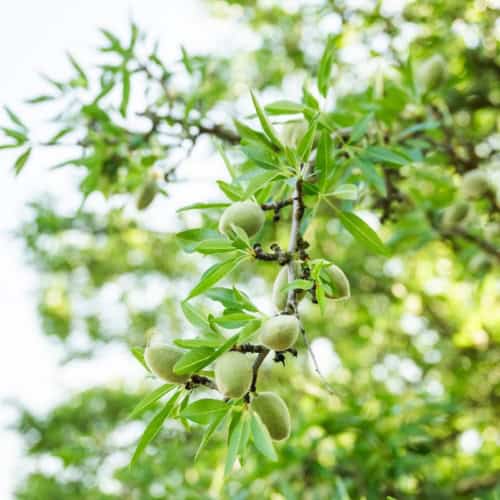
[283,162,337,395]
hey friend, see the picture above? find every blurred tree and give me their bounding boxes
[3,0,499,498]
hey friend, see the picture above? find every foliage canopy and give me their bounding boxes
[3,0,500,499]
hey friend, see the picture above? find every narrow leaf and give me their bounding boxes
[280,279,314,293]
[334,208,389,256]
[14,147,32,175]
[128,384,175,419]
[130,390,181,466]
[349,113,373,143]
[131,346,149,371]
[181,301,209,330]
[264,100,304,115]
[177,202,229,213]
[195,410,229,461]
[181,399,228,424]
[193,239,236,255]
[187,254,248,299]
[297,120,317,162]
[120,67,130,117]
[363,146,408,166]
[4,107,27,131]
[250,412,277,461]
[250,91,283,149]
[225,412,244,475]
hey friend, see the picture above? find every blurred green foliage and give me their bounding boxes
[3,0,500,498]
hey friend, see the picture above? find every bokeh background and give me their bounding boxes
[0,0,499,498]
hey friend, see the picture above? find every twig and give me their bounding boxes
[249,349,270,393]
[186,374,217,391]
[285,163,310,312]
[261,198,294,221]
[231,343,268,354]
[253,243,291,264]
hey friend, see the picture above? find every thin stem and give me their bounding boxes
[249,349,270,393]
[286,163,311,312]
[186,374,217,391]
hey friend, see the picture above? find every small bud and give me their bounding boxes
[271,263,305,312]
[215,351,253,399]
[218,201,265,238]
[260,315,300,352]
[251,392,291,441]
[417,54,447,92]
[461,171,492,200]
[442,201,469,228]
[321,264,350,301]
[144,344,190,384]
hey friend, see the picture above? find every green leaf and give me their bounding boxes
[234,120,274,150]
[4,106,27,131]
[130,390,181,466]
[317,36,335,97]
[47,127,73,145]
[214,140,236,179]
[174,332,239,375]
[250,91,283,149]
[280,279,314,294]
[205,287,257,313]
[193,239,236,255]
[181,399,229,425]
[128,384,175,419]
[363,146,408,166]
[395,120,440,140]
[25,95,55,104]
[14,147,32,175]
[250,412,277,461]
[131,346,149,372]
[177,202,229,213]
[213,312,257,329]
[241,142,279,170]
[238,413,251,457]
[244,170,280,198]
[302,85,320,111]
[187,254,248,299]
[120,67,130,117]
[316,129,332,188]
[297,120,317,163]
[181,301,209,330]
[359,159,386,196]
[195,409,229,461]
[264,100,305,115]
[316,278,326,315]
[176,228,221,253]
[2,127,27,144]
[349,113,373,143]
[227,224,252,250]
[67,53,88,88]
[180,45,193,74]
[174,337,222,349]
[225,412,244,475]
[334,208,389,256]
[237,319,262,343]
[330,184,358,200]
[173,347,215,375]
[216,180,244,201]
